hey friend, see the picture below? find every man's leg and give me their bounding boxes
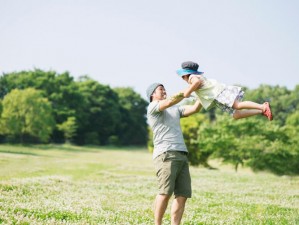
[171,196,187,225]
[154,194,171,225]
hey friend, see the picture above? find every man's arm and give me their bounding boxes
[158,91,185,111]
[182,99,202,116]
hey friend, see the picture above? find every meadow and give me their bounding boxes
[0,145,298,225]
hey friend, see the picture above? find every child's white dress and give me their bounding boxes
[189,75,244,114]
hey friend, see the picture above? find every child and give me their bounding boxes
[176,61,273,120]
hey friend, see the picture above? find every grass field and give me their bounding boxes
[0,144,298,225]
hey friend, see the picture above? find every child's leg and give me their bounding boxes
[232,100,265,111]
[233,109,262,120]
[232,101,273,120]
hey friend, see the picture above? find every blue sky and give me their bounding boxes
[1,0,298,99]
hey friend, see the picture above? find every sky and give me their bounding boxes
[1,0,299,100]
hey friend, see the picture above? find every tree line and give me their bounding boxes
[1,69,298,175]
[0,69,148,145]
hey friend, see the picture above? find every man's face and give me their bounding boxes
[152,85,166,101]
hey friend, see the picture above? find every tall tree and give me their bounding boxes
[114,87,148,145]
[77,78,121,145]
[0,69,85,142]
[0,88,54,143]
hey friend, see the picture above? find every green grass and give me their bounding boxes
[0,144,298,224]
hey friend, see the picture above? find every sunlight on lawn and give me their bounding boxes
[0,144,298,224]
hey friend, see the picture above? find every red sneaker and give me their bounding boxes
[263,102,273,121]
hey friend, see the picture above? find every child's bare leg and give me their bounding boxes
[233,100,265,111]
[233,109,262,120]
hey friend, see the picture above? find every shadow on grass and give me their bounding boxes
[0,149,41,156]
[15,144,148,153]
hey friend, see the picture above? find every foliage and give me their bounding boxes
[0,88,54,143]
[56,117,78,143]
[0,99,2,115]
[286,111,299,127]
[77,78,121,145]
[181,113,209,166]
[147,127,154,153]
[0,100,4,142]
[0,71,148,146]
[0,69,85,143]
[84,132,101,145]
[245,84,299,126]
[193,114,299,175]
[114,87,148,145]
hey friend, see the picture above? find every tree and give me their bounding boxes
[181,113,209,166]
[57,117,78,143]
[77,78,121,145]
[0,99,2,116]
[0,100,4,143]
[194,114,299,175]
[0,69,85,143]
[245,84,292,125]
[193,115,239,169]
[0,88,55,143]
[114,87,148,145]
[147,127,154,153]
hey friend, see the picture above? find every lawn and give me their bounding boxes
[0,144,298,224]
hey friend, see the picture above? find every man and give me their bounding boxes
[146,83,202,225]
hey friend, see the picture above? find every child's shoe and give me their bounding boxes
[263,102,273,121]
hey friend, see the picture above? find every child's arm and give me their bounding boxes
[158,91,185,111]
[183,76,203,97]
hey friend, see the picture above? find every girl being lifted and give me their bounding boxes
[176,61,273,120]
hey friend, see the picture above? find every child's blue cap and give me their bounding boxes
[176,68,204,77]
